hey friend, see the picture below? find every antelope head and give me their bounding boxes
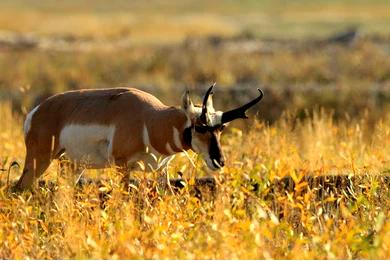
[182,83,264,170]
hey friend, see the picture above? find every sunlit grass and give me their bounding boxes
[0,0,389,42]
[0,1,389,258]
[0,102,389,259]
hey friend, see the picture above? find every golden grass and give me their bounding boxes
[0,0,390,42]
[0,1,389,258]
[0,102,389,259]
[0,12,238,44]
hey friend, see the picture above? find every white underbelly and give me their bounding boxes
[59,124,115,168]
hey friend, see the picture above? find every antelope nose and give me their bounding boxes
[219,158,225,167]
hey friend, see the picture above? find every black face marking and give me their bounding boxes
[183,127,192,147]
[208,132,225,168]
[185,122,226,169]
[194,125,208,134]
[194,124,225,134]
[183,123,224,148]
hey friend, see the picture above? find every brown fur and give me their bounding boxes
[16,88,191,189]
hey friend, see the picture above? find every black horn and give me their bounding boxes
[221,89,264,123]
[200,83,216,124]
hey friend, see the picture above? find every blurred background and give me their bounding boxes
[0,0,389,124]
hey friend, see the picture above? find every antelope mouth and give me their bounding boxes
[205,158,222,171]
[202,157,216,170]
[212,159,223,169]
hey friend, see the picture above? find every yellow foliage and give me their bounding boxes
[0,103,389,259]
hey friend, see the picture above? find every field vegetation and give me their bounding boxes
[0,0,389,259]
[1,104,389,259]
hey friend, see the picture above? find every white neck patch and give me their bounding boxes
[24,105,40,137]
[165,142,175,154]
[173,127,183,150]
[142,124,159,155]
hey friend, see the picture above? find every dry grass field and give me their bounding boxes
[0,0,390,259]
[1,104,389,259]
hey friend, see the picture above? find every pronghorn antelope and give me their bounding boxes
[16,84,263,190]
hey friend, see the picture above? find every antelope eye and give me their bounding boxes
[195,125,208,134]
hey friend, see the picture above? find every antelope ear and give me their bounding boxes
[182,90,196,114]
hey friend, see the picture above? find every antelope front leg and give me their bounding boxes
[15,153,52,191]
